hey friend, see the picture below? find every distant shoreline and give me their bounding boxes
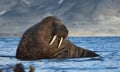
[0,33,120,37]
[0,33,22,37]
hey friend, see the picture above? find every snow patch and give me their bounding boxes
[58,0,64,4]
[22,0,30,5]
[0,10,7,15]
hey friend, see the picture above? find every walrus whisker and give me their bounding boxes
[49,35,57,45]
[58,37,63,48]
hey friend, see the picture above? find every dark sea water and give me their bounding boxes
[0,37,120,72]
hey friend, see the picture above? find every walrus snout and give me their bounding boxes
[49,21,68,48]
[55,24,68,38]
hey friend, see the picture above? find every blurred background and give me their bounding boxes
[0,0,120,36]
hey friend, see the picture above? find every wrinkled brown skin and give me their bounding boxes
[16,16,99,60]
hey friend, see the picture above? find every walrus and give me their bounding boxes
[16,16,99,60]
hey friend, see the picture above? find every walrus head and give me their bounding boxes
[38,16,68,48]
[49,19,68,48]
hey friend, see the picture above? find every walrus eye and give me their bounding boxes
[49,35,57,45]
[58,37,63,48]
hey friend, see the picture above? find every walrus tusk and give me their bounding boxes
[49,35,57,45]
[58,37,63,48]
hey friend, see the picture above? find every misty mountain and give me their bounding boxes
[0,0,120,36]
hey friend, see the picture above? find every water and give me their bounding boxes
[0,37,120,72]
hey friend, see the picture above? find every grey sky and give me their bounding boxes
[0,0,120,36]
